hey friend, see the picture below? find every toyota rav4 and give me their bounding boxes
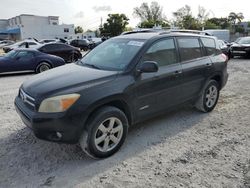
[15,31,228,158]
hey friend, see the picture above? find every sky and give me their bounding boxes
[0,0,250,30]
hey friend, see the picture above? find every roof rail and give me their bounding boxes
[168,29,211,36]
[121,29,164,35]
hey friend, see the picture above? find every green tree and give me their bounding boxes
[100,14,129,37]
[133,1,168,28]
[74,26,83,34]
[206,17,230,29]
[173,5,201,29]
[204,21,221,29]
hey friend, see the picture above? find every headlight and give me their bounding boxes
[39,94,80,113]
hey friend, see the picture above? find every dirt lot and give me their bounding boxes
[0,59,249,188]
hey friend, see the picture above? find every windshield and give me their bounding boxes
[5,50,18,58]
[79,38,145,71]
[236,37,250,44]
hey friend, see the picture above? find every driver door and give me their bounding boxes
[10,51,35,72]
[135,38,183,120]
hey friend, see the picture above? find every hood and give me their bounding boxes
[232,43,250,47]
[22,63,118,98]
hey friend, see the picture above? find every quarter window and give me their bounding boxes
[177,38,202,62]
[201,37,216,56]
[142,38,178,67]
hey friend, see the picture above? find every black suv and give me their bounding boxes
[69,39,89,51]
[15,32,228,158]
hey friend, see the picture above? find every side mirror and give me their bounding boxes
[138,61,158,73]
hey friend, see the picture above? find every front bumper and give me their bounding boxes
[231,49,250,57]
[15,96,86,144]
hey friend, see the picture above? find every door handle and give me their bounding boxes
[173,70,182,75]
[205,63,212,66]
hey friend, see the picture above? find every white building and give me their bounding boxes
[0,14,74,41]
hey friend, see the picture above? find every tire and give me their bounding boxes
[79,106,129,159]
[195,80,220,112]
[36,62,51,73]
[83,46,88,51]
[69,54,79,63]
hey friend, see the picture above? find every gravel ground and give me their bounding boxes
[0,59,249,188]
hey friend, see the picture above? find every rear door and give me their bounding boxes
[176,37,213,101]
[135,38,183,120]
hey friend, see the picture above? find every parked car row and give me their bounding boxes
[0,42,83,75]
[0,49,65,74]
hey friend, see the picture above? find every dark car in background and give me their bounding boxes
[218,40,230,58]
[15,32,228,158]
[0,49,65,74]
[230,37,250,58]
[69,39,89,51]
[39,39,58,44]
[37,43,82,63]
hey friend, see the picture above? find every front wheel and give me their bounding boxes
[36,63,51,73]
[195,80,220,112]
[79,106,128,159]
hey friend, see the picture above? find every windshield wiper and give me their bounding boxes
[83,63,101,69]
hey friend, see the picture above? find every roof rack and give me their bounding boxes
[121,29,212,36]
[121,29,164,35]
[166,29,211,36]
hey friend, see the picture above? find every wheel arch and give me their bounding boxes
[84,98,133,130]
[35,60,53,72]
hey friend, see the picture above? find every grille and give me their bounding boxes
[19,89,36,109]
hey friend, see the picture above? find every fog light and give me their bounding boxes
[56,132,62,138]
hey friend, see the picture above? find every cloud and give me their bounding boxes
[92,5,112,12]
[74,11,84,18]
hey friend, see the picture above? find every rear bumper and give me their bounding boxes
[15,96,87,144]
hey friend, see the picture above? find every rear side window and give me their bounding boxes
[177,38,202,62]
[142,38,178,67]
[201,37,216,56]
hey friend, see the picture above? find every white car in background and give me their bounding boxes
[3,40,40,53]
[0,40,15,48]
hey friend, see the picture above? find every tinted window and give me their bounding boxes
[177,38,202,61]
[40,44,54,51]
[79,40,88,45]
[16,51,34,60]
[142,38,178,67]
[56,44,69,50]
[237,37,250,44]
[201,37,216,55]
[28,42,37,45]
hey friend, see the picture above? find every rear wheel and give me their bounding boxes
[36,62,51,73]
[79,106,128,159]
[195,80,220,112]
[69,53,79,63]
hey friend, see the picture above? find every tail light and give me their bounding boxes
[221,53,228,63]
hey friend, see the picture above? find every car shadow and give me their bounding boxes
[0,72,35,77]
[0,105,207,187]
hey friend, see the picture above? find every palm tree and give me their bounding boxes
[228,12,244,33]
